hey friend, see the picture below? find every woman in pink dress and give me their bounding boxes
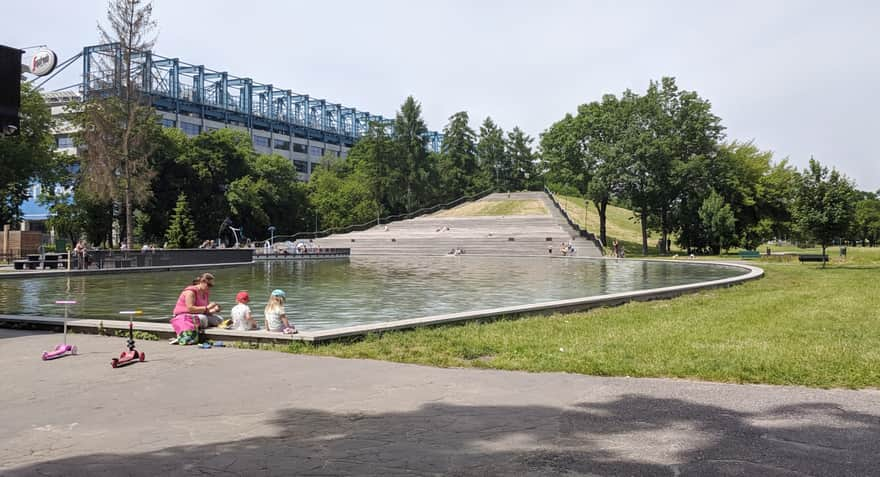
[170,273,222,344]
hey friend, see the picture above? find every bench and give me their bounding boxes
[798,254,828,262]
[738,250,761,259]
[14,259,70,270]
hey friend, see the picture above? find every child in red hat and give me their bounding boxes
[230,290,257,330]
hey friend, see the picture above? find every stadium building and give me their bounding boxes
[21,43,443,227]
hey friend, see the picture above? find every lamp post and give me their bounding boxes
[268,225,276,246]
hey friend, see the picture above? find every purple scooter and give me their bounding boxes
[42,300,78,360]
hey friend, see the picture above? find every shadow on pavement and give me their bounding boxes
[5,394,879,476]
[0,328,52,340]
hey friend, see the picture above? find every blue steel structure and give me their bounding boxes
[81,43,442,151]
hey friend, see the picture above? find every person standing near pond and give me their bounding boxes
[170,273,222,344]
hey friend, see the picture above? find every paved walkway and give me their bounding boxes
[2,329,879,476]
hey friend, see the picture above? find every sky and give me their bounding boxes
[5,0,879,191]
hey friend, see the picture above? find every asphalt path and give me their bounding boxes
[1,328,878,476]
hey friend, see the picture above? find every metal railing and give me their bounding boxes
[543,186,604,251]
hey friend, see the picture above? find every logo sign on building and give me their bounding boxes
[29,49,57,77]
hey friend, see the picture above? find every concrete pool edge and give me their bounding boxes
[0,261,255,279]
[301,259,763,342]
[0,259,761,343]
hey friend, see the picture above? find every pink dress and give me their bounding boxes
[170,285,209,334]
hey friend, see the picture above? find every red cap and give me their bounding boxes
[236,291,249,303]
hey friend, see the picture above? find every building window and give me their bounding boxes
[56,136,74,148]
[309,146,323,156]
[180,122,201,136]
[273,139,290,150]
[293,143,307,154]
[293,160,308,173]
[161,118,176,128]
[253,135,270,148]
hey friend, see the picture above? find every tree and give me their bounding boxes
[617,89,656,255]
[227,153,308,238]
[165,192,198,248]
[476,117,507,191]
[439,111,478,199]
[506,127,537,191]
[793,158,857,266]
[853,195,880,247]
[136,127,187,243]
[348,122,397,218]
[393,96,429,212]
[652,78,724,254]
[698,191,737,254]
[75,0,159,248]
[0,83,59,226]
[308,157,379,230]
[177,129,253,240]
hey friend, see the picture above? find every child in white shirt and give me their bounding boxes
[231,291,257,330]
[264,289,296,334]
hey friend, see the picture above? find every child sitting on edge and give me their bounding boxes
[231,291,258,331]
[265,289,296,334]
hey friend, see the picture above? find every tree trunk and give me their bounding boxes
[640,203,648,256]
[125,179,132,249]
[595,199,608,246]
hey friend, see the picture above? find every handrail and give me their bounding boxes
[543,186,604,252]
[266,189,495,245]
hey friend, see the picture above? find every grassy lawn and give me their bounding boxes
[255,194,880,389]
[267,248,880,389]
[433,199,548,217]
[555,195,671,256]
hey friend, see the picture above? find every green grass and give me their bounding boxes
[433,199,548,217]
[267,250,880,388]
[261,196,880,389]
[555,195,672,256]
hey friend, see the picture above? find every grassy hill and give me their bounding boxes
[555,195,665,256]
[432,199,548,218]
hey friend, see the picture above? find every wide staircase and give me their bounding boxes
[312,192,603,257]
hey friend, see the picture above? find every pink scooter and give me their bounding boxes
[111,310,145,368]
[42,300,78,360]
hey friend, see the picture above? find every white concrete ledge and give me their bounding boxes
[0,261,254,279]
[0,314,304,344]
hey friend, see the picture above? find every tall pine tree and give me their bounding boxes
[165,192,198,248]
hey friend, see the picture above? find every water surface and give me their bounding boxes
[0,257,745,331]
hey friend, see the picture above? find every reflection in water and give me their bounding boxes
[0,257,744,331]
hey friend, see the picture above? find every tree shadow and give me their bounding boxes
[0,327,52,340]
[6,395,880,476]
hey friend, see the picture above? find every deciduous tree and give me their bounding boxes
[793,158,857,266]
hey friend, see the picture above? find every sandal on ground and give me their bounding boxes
[282,327,298,335]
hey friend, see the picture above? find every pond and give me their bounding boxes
[0,257,746,331]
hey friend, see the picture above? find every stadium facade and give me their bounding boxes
[20,43,443,226]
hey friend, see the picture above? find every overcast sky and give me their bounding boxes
[5,0,879,191]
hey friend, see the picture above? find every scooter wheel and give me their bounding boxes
[41,352,49,360]
[139,351,145,362]
[70,345,78,355]
[111,358,118,368]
